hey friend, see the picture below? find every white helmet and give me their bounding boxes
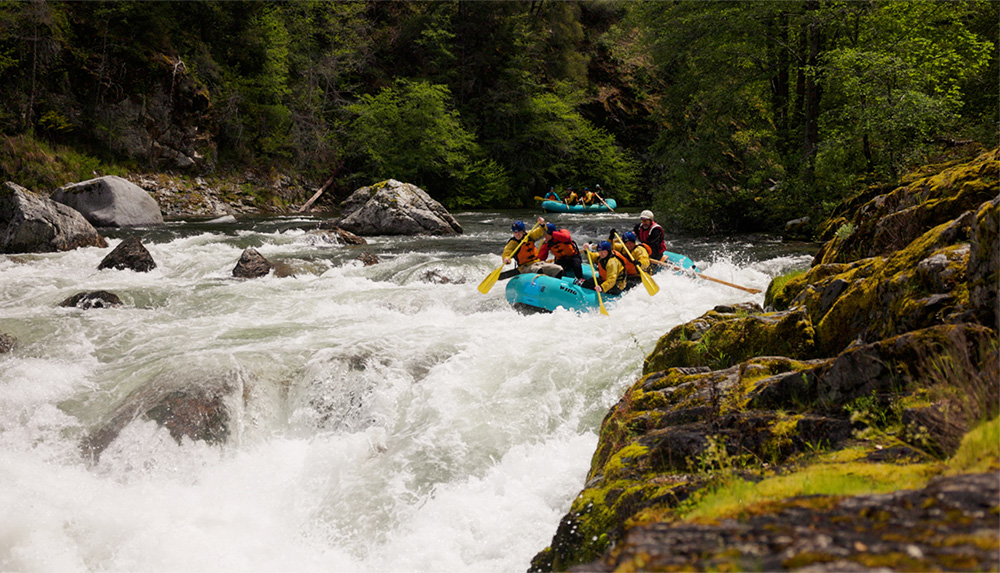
[640,209,654,220]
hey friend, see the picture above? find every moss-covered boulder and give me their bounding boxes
[643,304,817,374]
[813,148,998,265]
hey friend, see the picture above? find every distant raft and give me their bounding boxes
[504,251,698,313]
[541,199,617,213]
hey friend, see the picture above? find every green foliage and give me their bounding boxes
[346,79,511,208]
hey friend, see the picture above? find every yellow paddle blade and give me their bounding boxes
[639,269,660,296]
[477,265,503,294]
[587,252,609,316]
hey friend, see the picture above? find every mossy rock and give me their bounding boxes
[814,148,998,266]
[643,306,817,374]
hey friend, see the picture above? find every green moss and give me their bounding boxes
[946,416,1000,475]
[764,269,806,310]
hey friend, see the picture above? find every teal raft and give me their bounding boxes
[504,251,698,313]
[541,199,617,213]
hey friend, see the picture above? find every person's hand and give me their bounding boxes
[595,286,603,293]
[503,258,511,265]
[537,216,546,226]
[608,228,617,239]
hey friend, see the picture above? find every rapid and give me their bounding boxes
[0,209,813,572]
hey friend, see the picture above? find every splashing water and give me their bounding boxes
[0,211,813,571]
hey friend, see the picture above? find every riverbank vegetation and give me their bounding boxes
[0,1,996,232]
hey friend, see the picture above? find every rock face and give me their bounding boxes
[52,175,165,228]
[533,148,1000,572]
[336,179,463,236]
[0,181,108,253]
[98,236,157,272]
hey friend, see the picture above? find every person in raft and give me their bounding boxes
[633,209,668,262]
[504,219,564,277]
[579,240,628,295]
[543,187,560,201]
[580,187,596,206]
[614,231,651,290]
[539,223,583,279]
[563,187,579,206]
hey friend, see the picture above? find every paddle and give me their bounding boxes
[649,259,762,294]
[586,251,610,316]
[594,192,615,212]
[478,223,540,294]
[613,232,659,296]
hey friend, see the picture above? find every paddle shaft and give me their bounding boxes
[650,259,761,294]
[587,252,609,315]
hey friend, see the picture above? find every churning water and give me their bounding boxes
[0,209,812,572]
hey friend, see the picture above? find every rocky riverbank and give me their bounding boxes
[531,148,999,572]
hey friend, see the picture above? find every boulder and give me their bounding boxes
[52,175,164,228]
[337,179,463,236]
[80,375,234,463]
[98,236,157,272]
[0,181,107,253]
[232,247,273,278]
[59,290,124,309]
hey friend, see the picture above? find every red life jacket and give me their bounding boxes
[547,229,579,259]
[636,222,667,259]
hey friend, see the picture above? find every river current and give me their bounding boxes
[0,209,813,572]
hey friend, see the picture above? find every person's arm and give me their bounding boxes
[527,225,546,242]
[648,225,664,245]
[538,241,550,261]
[501,239,517,263]
[634,247,650,271]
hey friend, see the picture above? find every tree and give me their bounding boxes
[346,79,510,208]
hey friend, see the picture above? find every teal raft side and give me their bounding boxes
[504,272,618,314]
[540,199,617,213]
[662,250,698,271]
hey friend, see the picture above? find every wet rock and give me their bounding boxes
[336,179,463,236]
[576,473,999,572]
[0,181,107,254]
[80,374,235,463]
[0,332,15,353]
[313,223,367,245]
[357,252,380,266]
[232,247,272,278]
[968,197,998,329]
[98,236,157,272]
[52,175,164,228]
[59,290,124,309]
[421,270,466,284]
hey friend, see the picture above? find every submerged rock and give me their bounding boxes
[0,181,108,253]
[0,332,15,353]
[59,290,124,309]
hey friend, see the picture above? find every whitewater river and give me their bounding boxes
[0,209,813,572]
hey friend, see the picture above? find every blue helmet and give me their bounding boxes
[511,220,526,232]
[597,240,612,252]
[546,223,556,234]
[623,231,637,242]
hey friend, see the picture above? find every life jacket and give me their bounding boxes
[547,229,579,259]
[508,236,539,266]
[597,251,629,290]
[564,192,578,205]
[581,192,594,205]
[636,221,667,259]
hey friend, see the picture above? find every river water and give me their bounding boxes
[0,209,813,572]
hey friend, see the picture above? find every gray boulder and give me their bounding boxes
[337,179,462,236]
[59,290,124,309]
[52,175,164,228]
[0,181,108,253]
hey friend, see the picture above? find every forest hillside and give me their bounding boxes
[0,1,996,233]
